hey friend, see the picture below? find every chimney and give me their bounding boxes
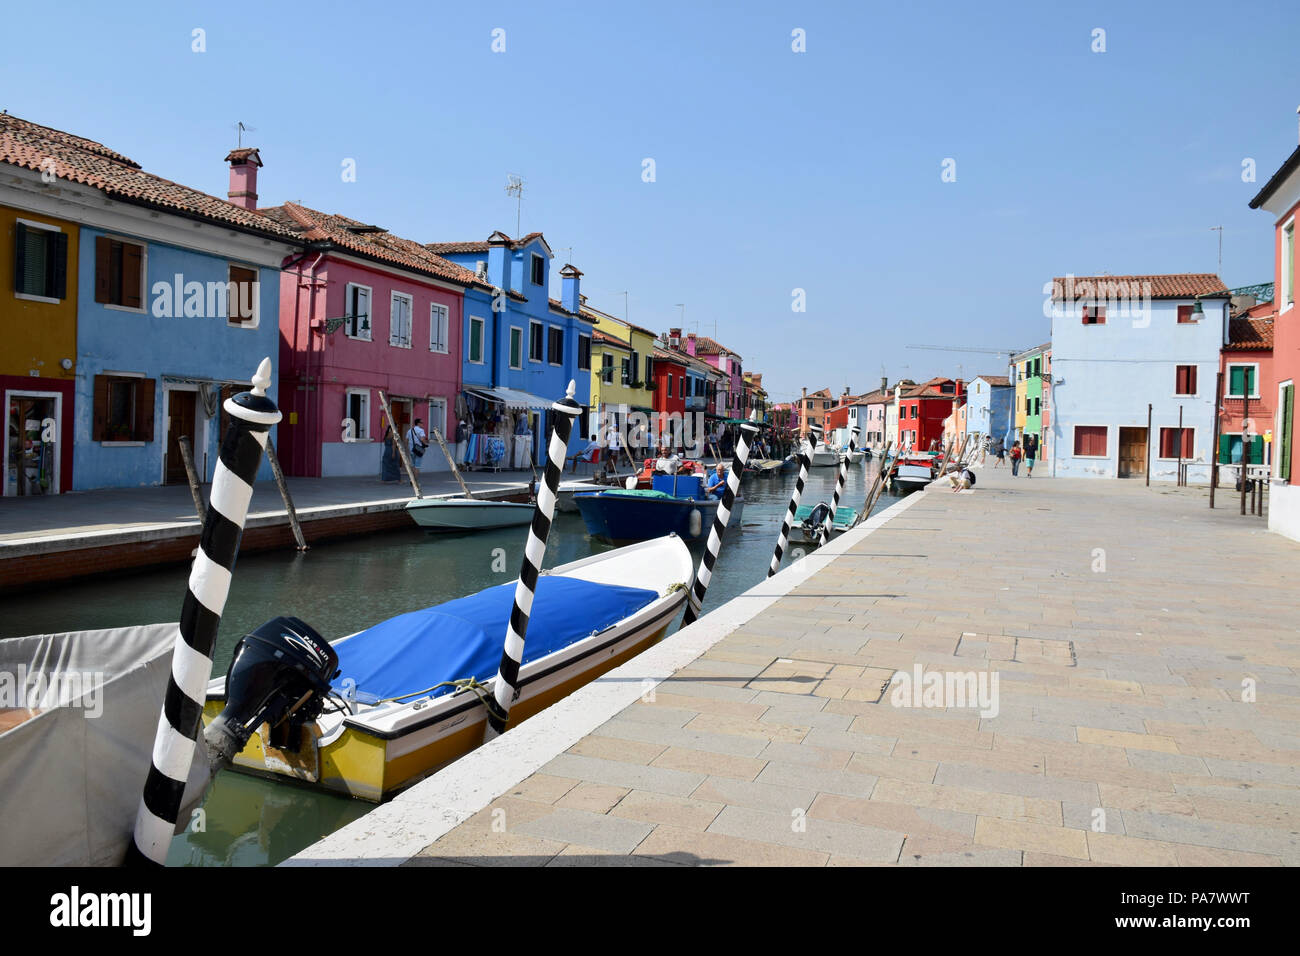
[685,332,697,356]
[560,263,582,313]
[224,148,263,210]
[486,231,512,290]
[881,375,888,392]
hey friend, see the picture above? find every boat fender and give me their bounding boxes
[625,476,638,490]
[689,508,702,537]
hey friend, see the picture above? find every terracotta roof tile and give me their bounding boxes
[1050,273,1229,300]
[0,113,299,241]
[1224,316,1275,351]
[687,334,742,360]
[973,375,1011,387]
[261,203,485,286]
[426,231,548,255]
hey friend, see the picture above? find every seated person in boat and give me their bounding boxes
[705,463,729,498]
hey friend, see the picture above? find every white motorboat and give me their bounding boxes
[405,496,534,531]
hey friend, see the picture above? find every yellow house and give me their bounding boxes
[582,303,657,454]
[2,204,79,495]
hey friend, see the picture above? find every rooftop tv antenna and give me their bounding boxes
[1211,225,1223,272]
[505,174,525,237]
[234,121,256,148]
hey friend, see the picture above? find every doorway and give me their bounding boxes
[1118,426,1147,478]
[4,392,61,496]
[165,389,199,485]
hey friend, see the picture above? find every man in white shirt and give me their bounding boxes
[406,418,428,473]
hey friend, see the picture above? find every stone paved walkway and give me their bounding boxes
[395,466,1300,866]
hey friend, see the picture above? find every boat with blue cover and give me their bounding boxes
[790,503,859,545]
[202,535,694,801]
[572,473,742,544]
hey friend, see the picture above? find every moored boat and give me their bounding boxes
[202,535,695,801]
[790,502,859,545]
[405,496,535,531]
[574,473,742,544]
[889,452,940,491]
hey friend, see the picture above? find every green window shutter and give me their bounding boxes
[1218,433,1231,464]
[1251,436,1264,464]
[13,221,27,293]
[50,230,68,299]
[1282,385,1294,481]
[1229,366,1244,396]
[1246,367,1255,396]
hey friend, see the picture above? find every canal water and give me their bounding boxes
[2,457,902,865]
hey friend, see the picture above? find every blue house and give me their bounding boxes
[427,232,593,463]
[966,375,1013,446]
[2,117,301,491]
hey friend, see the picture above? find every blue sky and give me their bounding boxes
[4,0,1298,404]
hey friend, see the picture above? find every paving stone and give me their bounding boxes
[650,746,768,781]
[974,816,1089,860]
[632,823,828,866]
[541,753,706,797]
[609,789,725,831]
[707,805,905,863]
[514,807,653,855]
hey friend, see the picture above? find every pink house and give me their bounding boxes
[262,203,490,477]
[684,332,745,419]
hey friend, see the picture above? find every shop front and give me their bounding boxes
[461,386,552,471]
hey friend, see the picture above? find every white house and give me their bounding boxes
[1048,273,1230,482]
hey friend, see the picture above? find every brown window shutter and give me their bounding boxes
[93,374,110,441]
[95,236,112,303]
[229,265,257,322]
[122,242,144,309]
[135,378,156,441]
[1188,366,1197,394]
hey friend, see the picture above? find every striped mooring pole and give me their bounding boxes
[819,426,859,546]
[484,381,581,742]
[127,358,280,866]
[684,415,759,626]
[768,428,818,577]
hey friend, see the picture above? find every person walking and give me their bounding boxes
[406,417,428,474]
[454,418,471,467]
[1023,432,1039,478]
[992,436,1006,467]
[1009,440,1022,477]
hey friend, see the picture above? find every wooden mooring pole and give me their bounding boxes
[266,436,308,551]
[177,435,205,522]
[378,390,422,499]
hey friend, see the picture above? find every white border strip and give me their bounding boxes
[284,487,930,866]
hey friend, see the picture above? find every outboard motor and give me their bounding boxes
[801,501,832,539]
[204,616,339,766]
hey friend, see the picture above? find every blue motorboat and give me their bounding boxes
[573,473,743,544]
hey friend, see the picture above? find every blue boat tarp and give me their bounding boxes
[331,577,658,702]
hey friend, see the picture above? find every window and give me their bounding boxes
[345,283,372,340]
[93,374,154,442]
[667,376,674,398]
[578,334,591,371]
[13,220,68,301]
[390,292,412,347]
[1082,306,1105,325]
[643,355,652,385]
[1283,221,1295,310]
[346,389,370,441]
[1158,427,1194,460]
[1218,433,1263,465]
[1280,383,1294,480]
[1073,425,1107,457]
[509,326,523,369]
[601,353,614,384]
[227,264,258,326]
[548,326,563,366]
[529,321,544,362]
[94,236,145,310]
[428,398,447,439]
[530,253,545,286]
[823,401,831,410]
[468,316,484,363]
[1227,365,1257,398]
[1175,364,1197,396]
[1177,305,1196,324]
[430,303,450,353]
[629,351,639,384]
[621,356,630,386]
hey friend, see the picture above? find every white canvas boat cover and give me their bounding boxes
[0,624,211,866]
[464,386,552,411]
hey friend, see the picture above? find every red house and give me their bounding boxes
[1249,124,1300,541]
[1217,305,1274,468]
[898,377,964,451]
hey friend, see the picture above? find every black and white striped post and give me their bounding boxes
[819,426,859,546]
[484,381,581,742]
[683,414,759,626]
[127,358,280,867]
[768,427,819,577]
